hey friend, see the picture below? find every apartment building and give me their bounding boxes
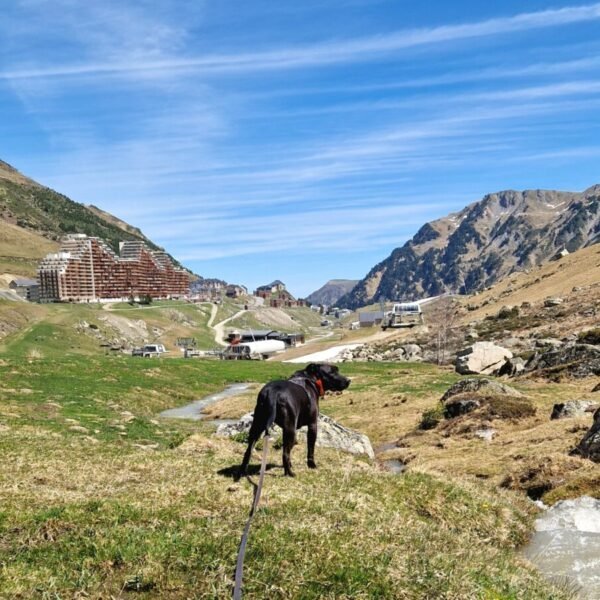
[38,234,190,302]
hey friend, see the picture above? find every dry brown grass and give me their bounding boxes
[0,221,58,260]
[462,244,600,337]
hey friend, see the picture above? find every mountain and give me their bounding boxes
[339,185,600,309]
[306,279,359,306]
[0,159,178,276]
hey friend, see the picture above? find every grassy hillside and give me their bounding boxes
[0,299,219,356]
[0,357,568,599]
[0,159,188,276]
[0,220,58,277]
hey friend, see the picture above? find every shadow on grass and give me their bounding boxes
[217,463,280,480]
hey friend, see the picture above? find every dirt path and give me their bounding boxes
[211,309,246,347]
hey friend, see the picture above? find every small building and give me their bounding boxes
[225,284,247,298]
[279,332,305,347]
[9,278,40,302]
[254,280,286,297]
[239,329,282,342]
[358,311,384,328]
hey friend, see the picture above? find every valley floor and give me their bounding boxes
[0,355,582,598]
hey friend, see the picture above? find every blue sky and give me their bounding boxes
[1,1,600,297]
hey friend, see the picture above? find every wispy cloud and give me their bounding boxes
[3,3,600,80]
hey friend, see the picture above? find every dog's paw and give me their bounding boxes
[307,460,317,469]
[285,469,296,477]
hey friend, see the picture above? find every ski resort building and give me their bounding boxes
[38,234,190,302]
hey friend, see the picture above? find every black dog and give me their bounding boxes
[239,363,350,477]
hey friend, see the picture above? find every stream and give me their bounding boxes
[523,496,600,598]
[159,383,250,421]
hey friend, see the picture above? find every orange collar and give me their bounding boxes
[315,378,325,397]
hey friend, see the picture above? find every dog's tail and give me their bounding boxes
[257,387,277,438]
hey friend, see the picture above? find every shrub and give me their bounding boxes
[485,395,536,419]
[578,328,600,345]
[497,305,520,319]
[420,405,444,430]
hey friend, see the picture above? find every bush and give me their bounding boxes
[419,405,444,430]
[485,395,536,419]
[497,306,520,319]
[578,328,600,345]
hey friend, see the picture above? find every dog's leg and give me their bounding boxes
[238,421,262,478]
[306,422,317,469]
[282,427,296,477]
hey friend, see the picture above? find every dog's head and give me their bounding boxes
[305,363,350,393]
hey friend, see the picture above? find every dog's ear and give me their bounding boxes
[306,363,320,376]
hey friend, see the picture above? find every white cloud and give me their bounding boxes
[3,3,600,80]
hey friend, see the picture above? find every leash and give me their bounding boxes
[233,434,271,599]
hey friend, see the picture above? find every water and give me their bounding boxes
[382,459,406,474]
[159,383,250,420]
[523,496,600,599]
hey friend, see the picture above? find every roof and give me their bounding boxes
[240,329,280,337]
[10,278,38,287]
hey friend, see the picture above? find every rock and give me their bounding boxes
[455,342,513,375]
[524,344,600,378]
[535,338,563,349]
[571,408,600,462]
[216,413,375,459]
[441,378,523,403]
[401,344,422,361]
[474,428,496,442]
[69,425,89,433]
[496,356,526,377]
[544,297,564,307]
[444,398,481,418]
[592,383,600,393]
[550,400,599,420]
[465,329,479,341]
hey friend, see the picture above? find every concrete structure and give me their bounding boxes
[358,311,384,328]
[8,278,40,302]
[38,234,190,302]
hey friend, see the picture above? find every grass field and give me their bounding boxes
[0,355,574,598]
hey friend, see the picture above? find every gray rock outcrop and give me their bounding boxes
[440,378,523,403]
[342,343,422,363]
[455,342,513,375]
[550,400,599,420]
[216,412,375,459]
[571,408,600,462]
[524,344,600,378]
[544,297,564,307]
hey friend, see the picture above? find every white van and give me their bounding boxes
[132,344,168,357]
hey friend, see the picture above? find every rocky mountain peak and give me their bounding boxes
[338,185,600,309]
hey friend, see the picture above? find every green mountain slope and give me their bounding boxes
[0,159,186,276]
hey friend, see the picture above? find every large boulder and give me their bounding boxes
[524,344,600,378]
[571,408,600,462]
[401,344,422,361]
[441,378,523,403]
[550,400,599,420]
[216,412,375,459]
[455,342,513,375]
[441,378,524,419]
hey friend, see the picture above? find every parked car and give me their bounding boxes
[132,344,168,357]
